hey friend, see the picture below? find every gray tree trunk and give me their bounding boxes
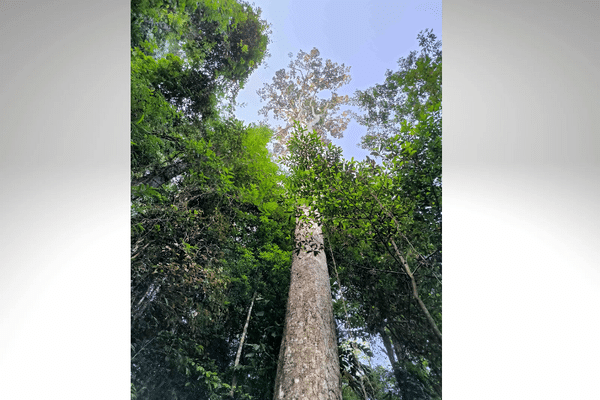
[273,208,341,400]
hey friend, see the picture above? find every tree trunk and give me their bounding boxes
[389,238,442,343]
[230,291,257,397]
[273,207,341,400]
[379,327,397,369]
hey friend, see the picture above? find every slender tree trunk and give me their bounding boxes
[273,207,341,400]
[132,280,161,321]
[230,291,257,397]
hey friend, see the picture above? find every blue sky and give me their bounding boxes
[234,0,442,161]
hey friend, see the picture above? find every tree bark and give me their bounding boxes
[273,207,341,400]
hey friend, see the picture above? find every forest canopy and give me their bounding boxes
[131,1,441,399]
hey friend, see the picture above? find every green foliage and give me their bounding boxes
[354,29,441,156]
[131,117,295,398]
[131,0,271,119]
[130,1,297,399]
[131,4,441,396]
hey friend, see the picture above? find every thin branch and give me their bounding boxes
[131,337,156,361]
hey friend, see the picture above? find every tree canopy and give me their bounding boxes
[257,48,352,155]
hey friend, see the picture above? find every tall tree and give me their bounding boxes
[258,48,353,399]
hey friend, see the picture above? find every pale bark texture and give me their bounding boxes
[273,209,341,400]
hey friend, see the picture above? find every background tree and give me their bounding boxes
[131,118,296,399]
[131,0,272,191]
[353,29,441,157]
[130,2,299,399]
[131,0,271,118]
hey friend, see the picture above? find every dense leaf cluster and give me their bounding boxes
[131,0,271,122]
